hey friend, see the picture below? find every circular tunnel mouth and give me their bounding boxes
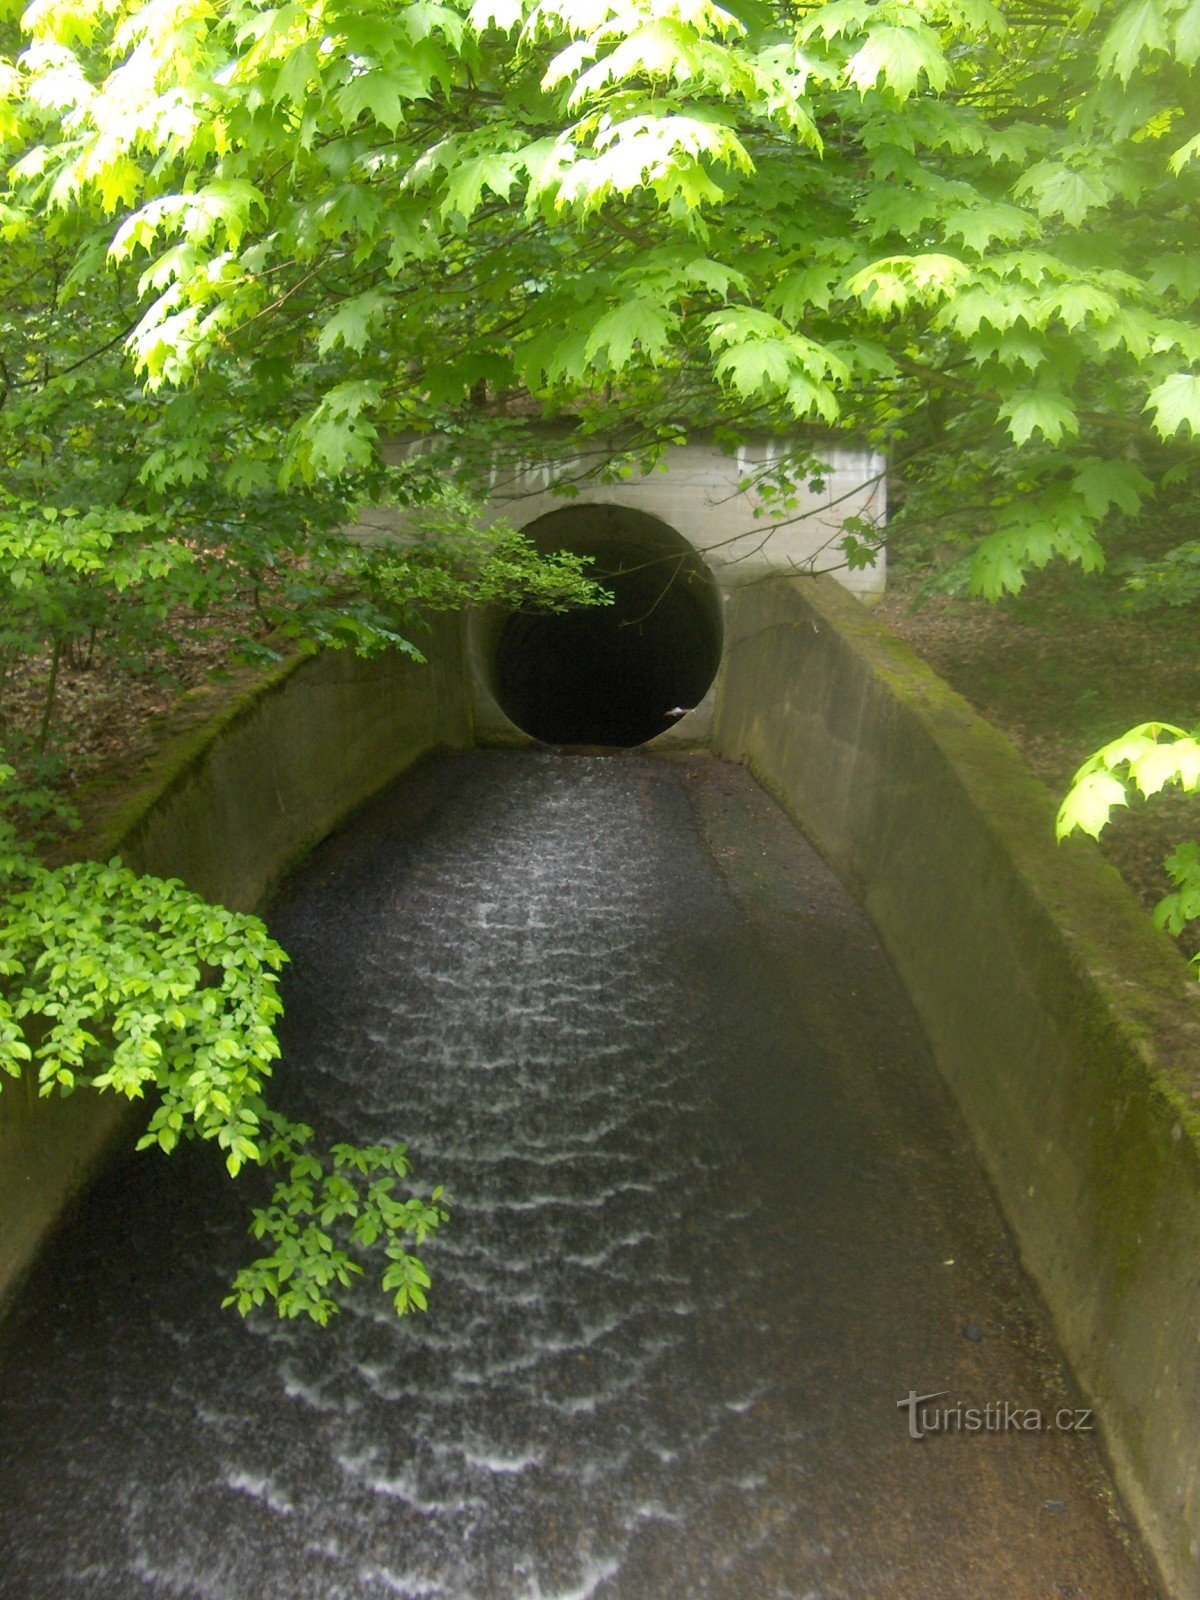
[488,505,723,748]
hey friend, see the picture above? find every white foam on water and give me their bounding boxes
[461,1447,543,1475]
[280,1368,343,1413]
[191,1399,245,1430]
[626,1499,684,1527]
[469,1179,655,1215]
[520,1555,623,1600]
[335,1448,484,1516]
[560,1230,654,1268]
[223,1468,294,1517]
[551,1394,598,1416]
[360,1563,450,1597]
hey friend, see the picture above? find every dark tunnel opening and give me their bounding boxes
[487,505,724,748]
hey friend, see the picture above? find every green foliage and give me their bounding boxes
[0,759,448,1323]
[1058,722,1200,975]
[353,477,610,618]
[225,1126,447,1323]
[1157,839,1200,941]
[371,523,609,616]
[1058,721,1200,839]
[1122,540,1200,608]
[2,0,1200,595]
[0,494,198,747]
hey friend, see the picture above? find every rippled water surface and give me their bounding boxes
[0,752,1158,1599]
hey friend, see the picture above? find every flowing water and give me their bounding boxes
[0,751,1159,1599]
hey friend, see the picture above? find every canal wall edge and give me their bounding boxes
[712,574,1200,1598]
[0,618,472,1319]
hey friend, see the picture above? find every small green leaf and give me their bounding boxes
[997,390,1078,445]
[846,24,950,99]
[1146,372,1200,437]
[1056,772,1130,839]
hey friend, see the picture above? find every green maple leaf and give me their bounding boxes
[845,264,910,315]
[940,202,1037,254]
[1016,162,1113,226]
[770,260,849,319]
[997,389,1078,444]
[936,283,1023,336]
[1090,308,1157,360]
[97,155,143,216]
[582,300,676,369]
[274,41,321,107]
[336,66,429,132]
[1130,737,1200,796]
[1072,459,1151,517]
[316,291,391,355]
[715,337,794,396]
[857,185,939,238]
[1146,253,1200,298]
[183,181,266,249]
[785,372,840,423]
[1170,0,1200,65]
[1168,131,1200,174]
[969,538,1029,598]
[287,381,383,479]
[1056,771,1130,839]
[442,153,520,219]
[968,330,1048,370]
[1098,0,1167,81]
[1038,282,1119,330]
[1145,371,1200,436]
[383,202,435,272]
[846,24,950,99]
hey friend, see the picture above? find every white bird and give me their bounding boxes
[665,706,694,719]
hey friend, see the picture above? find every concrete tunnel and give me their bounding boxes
[478,504,725,748]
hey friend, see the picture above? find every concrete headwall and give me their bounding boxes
[354,436,889,598]
[712,575,1200,1595]
[0,618,472,1313]
[352,434,887,752]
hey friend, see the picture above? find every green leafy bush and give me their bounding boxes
[0,760,447,1324]
[1058,722,1200,977]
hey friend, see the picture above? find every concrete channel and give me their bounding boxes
[0,567,1196,1597]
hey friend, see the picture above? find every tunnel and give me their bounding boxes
[484,504,724,747]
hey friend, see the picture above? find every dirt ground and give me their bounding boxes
[2,609,256,804]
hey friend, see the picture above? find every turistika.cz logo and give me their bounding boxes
[897,1390,1094,1441]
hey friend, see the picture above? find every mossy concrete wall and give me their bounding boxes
[712,574,1200,1596]
[0,617,472,1314]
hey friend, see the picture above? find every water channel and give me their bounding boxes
[0,750,1159,1598]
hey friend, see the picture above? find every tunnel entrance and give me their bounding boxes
[487,505,723,747]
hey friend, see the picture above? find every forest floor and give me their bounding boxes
[876,563,1200,962]
[4,619,247,804]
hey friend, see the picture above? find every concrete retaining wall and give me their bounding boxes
[712,574,1200,1595]
[0,617,472,1313]
[354,435,890,599]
